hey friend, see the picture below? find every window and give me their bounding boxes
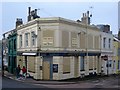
[63,57,70,74]
[28,56,35,73]
[80,56,85,71]
[72,38,77,47]
[113,60,115,70]
[31,31,36,46]
[25,33,29,47]
[19,35,22,47]
[108,38,111,49]
[13,39,16,51]
[43,37,53,46]
[103,37,106,48]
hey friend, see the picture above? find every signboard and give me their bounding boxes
[101,55,108,60]
[53,64,58,73]
[22,53,36,56]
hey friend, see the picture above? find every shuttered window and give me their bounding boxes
[28,56,35,73]
[89,56,93,70]
[63,57,70,74]
[94,56,97,70]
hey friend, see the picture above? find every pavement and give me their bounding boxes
[3,71,77,85]
[2,70,120,86]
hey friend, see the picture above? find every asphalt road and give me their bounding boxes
[1,73,120,90]
[2,76,56,90]
[37,75,120,89]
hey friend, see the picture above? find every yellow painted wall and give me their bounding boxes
[113,40,119,74]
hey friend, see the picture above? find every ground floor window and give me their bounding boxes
[28,56,35,73]
[63,56,70,74]
[89,56,93,70]
[80,56,85,71]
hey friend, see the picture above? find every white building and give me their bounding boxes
[101,32,113,75]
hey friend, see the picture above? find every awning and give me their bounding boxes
[22,53,36,56]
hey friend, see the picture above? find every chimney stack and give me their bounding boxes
[81,11,90,25]
[28,7,31,21]
[28,7,31,15]
[87,11,89,17]
[16,18,23,28]
[35,9,37,15]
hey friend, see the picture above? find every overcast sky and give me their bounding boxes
[0,0,119,39]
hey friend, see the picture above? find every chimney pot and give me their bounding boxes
[28,7,31,15]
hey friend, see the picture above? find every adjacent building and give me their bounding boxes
[113,37,120,74]
[2,29,17,73]
[97,24,113,75]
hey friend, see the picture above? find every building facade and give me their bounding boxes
[2,7,116,80]
[113,37,120,74]
[99,27,113,75]
[7,30,17,74]
[16,17,102,80]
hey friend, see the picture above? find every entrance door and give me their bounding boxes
[42,56,53,80]
[43,61,50,80]
[74,57,79,78]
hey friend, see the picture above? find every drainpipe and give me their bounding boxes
[2,37,4,76]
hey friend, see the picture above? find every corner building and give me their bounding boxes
[17,17,101,80]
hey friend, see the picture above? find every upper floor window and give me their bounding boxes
[19,35,22,47]
[31,31,36,46]
[13,39,16,51]
[108,38,111,49]
[43,37,53,46]
[25,33,29,47]
[72,38,77,47]
[103,37,106,48]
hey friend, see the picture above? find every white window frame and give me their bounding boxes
[19,35,22,48]
[108,38,111,49]
[25,33,29,47]
[103,37,106,48]
[31,31,36,46]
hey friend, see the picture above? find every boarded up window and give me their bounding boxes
[94,56,97,69]
[94,36,99,49]
[71,32,77,47]
[28,56,35,73]
[62,31,69,47]
[63,57,70,74]
[42,30,54,47]
[89,56,93,70]
[43,37,53,46]
[80,33,86,49]
[88,35,93,49]
[72,38,77,47]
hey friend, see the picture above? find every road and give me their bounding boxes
[2,76,55,90]
[1,74,120,90]
[34,75,120,89]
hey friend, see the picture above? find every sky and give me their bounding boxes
[0,0,120,39]
[118,1,120,30]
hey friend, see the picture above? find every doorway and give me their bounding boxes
[42,56,53,80]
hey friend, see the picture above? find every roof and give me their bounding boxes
[114,37,120,42]
[16,17,99,31]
